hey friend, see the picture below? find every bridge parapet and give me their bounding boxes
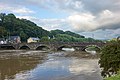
[0,42,105,51]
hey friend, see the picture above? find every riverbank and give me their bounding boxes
[57,51,100,59]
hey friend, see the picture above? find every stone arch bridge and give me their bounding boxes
[0,42,105,51]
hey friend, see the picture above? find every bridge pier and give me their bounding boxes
[73,46,85,51]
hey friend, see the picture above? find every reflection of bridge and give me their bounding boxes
[0,42,105,51]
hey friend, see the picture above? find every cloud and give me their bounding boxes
[0,2,34,14]
[80,29,120,40]
[12,7,34,14]
[97,10,120,29]
[22,0,120,14]
[21,0,120,32]
[17,16,69,31]
[81,0,120,14]
[68,13,98,31]
[67,10,120,32]
[35,19,69,31]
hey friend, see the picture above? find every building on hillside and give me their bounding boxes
[117,36,120,41]
[111,38,117,41]
[0,38,7,44]
[27,37,40,43]
[8,36,21,44]
[108,36,120,42]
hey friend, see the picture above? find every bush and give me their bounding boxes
[99,40,120,77]
[105,73,120,80]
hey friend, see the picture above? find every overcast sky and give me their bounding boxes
[0,0,120,40]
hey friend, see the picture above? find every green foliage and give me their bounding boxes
[50,30,100,42]
[50,29,85,38]
[65,31,85,38]
[40,36,49,42]
[105,73,120,80]
[51,34,100,42]
[51,29,64,36]
[99,41,120,77]
[0,13,6,26]
[0,26,7,38]
[0,13,50,42]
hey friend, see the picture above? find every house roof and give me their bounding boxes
[0,38,5,41]
[29,37,40,40]
[9,36,20,40]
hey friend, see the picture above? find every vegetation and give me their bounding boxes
[50,30,85,38]
[0,13,50,41]
[0,13,101,42]
[99,40,120,78]
[105,73,120,80]
[50,33,100,42]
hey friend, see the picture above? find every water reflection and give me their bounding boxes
[62,48,75,51]
[68,59,99,75]
[0,50,46,80]
[15,56,102,80]
[0,51,102,80]
[85,49,97,55]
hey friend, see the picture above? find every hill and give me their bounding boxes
[0,13,51,41]
[0,13,100,42]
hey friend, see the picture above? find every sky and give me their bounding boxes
[0,0,120,40]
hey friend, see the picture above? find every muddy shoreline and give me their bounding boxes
[52,51,100,59]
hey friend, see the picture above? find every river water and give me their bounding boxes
[0,50,103,80]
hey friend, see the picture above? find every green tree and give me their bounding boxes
[0,13,6,26]
[65,31,85,38]
[0,26,7,38]
[20,31,28,42]
[99,40,120,77]
[40,36,49,42]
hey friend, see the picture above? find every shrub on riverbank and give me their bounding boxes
[105,73,120,80]
[99,40,120,77]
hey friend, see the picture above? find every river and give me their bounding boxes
[0,50,103,80]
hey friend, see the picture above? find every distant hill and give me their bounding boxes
[50,29,85,38]
[0,13,51,41]
[0,13,101,42]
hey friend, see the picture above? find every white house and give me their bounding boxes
[0,38,7,44]
[27,37,40,43]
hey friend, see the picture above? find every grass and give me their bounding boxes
[105,74,120,80]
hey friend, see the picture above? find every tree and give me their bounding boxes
[40,36,49,42]
[0,26,7,38]
[20,31,28,42]
[0,13,6,26]
[99,41,120,77]
[65,31,85,38]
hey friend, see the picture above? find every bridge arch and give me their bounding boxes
[0,45,15,50]
[19,45,30,50]
[83,45,101,51]
[36,45,50,50]
[57,45,75,51]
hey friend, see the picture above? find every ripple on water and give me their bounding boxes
[0,51,102,80]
